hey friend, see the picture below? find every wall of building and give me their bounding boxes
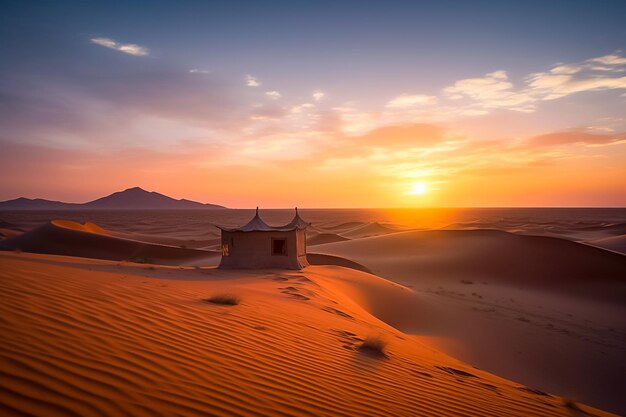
[218,230,308,269]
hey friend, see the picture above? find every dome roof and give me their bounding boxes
[217,208,309,232]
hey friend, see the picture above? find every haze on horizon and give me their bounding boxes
[1,0,625,208]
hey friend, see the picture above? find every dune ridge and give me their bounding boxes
[0,252,613,417]
[312,229,626,302]
[587,234,626,255]
[0,220,217,266]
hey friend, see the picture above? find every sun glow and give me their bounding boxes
[409,182,428,195]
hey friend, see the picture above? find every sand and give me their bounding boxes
[0,251,616,417]
[1,209,625,416]
[311,229,626,414]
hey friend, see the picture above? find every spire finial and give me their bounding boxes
[256,206,259,216]
[295,206,298,215]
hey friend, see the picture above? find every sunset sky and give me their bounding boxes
[1,1,625,207]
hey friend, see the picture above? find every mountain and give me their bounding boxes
[0,187,225,210]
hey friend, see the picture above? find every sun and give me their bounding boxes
[409,182,428,195]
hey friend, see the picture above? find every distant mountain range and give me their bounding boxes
[0,187,226,210]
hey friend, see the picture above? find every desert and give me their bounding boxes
[2,1,626,415]
[1,206,625,416]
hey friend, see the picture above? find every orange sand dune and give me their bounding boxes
[0,252,615,417]
[51,219,111,234]
[0,220,217,265]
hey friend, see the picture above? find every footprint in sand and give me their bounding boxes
[322,306,353,320]
[435,366,478,379]
[517,386,552,397]
[412,369,433,378]
[279,286,311,301]
[477,382,498,392]
[330,329,364,350]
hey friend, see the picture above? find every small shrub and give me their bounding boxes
[563,397,583,412]
[204,294,240,306]
[358,336,387,357]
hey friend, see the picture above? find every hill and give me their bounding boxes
[0,187,225,210]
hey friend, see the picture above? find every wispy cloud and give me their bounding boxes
[441,52,626,113]
[526,129,626,147]
[246,75,261,87]
[386,94,437,108]
[527,54,626,100]
[443,70,535,112]
[312,90,326,101]
[90,37,149,56]
[189,69,210,74]
[265,91,281,100]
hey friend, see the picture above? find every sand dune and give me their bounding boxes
[313,229,626,302]
[312,229,626,414]
[0,252,614,417]
[52,219,111,234]
[307,231,351,246]
[0,228,22,240]
[109,230,221,250]
[307,253,371,273]
[1,214,624,414]
[0,220,216,266]
[587,234,626,255]
[3,208,623,245]
[0,220,24,240]
[339,222,401,239]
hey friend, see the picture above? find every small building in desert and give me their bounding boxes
[217,208,310,270]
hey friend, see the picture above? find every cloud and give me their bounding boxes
[386,94,437,108]
[90,37,149,56]
[290,103,315,113]
[265,91,281,100]
[189,69,210,74]
[443,70,535,112]
[527,129,626,147]
[589,54,626,66]
[356,123,446,148]
[246,75,260,87]
[527,54,626,100]
[442,53,626,113]
[312,90,326,101]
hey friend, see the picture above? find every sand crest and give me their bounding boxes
[0,220,217,266]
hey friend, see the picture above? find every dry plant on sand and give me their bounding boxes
[358,336,387,357]
[204,294,241,306]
